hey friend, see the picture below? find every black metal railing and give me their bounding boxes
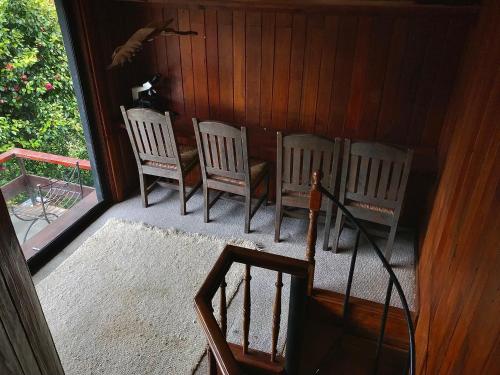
[315,183,415,375]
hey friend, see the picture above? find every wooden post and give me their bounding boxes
[271,271,283,362]
[285,275,308,375]
[0,192,65,374]
[242,264,251,354]
[16,157,36,204]
[220,279,227,338]
[306,171,322,296]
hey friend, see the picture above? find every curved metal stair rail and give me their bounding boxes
[308,170,416,375]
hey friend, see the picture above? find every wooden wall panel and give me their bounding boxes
[245,12,262,127]
[260,13,276,129]
[329,15,357,136]
[205,9,220,119]
[217,10,234,123]
[287,14,307,131]
[164,8,185,121]
[271,13,291,131]
[190,9,210,120]
[90,1,477,223]
[416,0,500,373]
[315,15,338,136]
[108,4,475,144]
[0,193,64,374]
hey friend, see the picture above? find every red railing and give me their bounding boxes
[0,148,91,170]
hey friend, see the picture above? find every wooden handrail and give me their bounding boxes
[194,245,310,375]
[306,171,322,295]
[0,148,91,170]
[196,245,309,301]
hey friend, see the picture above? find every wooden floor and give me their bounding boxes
[225,291,410,374]
[298,297,409,375]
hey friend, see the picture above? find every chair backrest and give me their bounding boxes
[193,119,249,183]
[120,106,180,168]
[340,140,413,210]
[277,133,341,193]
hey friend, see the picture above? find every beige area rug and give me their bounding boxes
[36,219,256,375]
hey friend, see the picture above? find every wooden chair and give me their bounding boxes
[192,119,270,233]
[275,133,341,250]
[120,106,201,214]
[331,140,413,261]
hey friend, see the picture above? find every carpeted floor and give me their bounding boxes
[33,186,416,374]
[36,219,256,375]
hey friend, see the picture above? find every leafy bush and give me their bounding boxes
[0,0,92,187]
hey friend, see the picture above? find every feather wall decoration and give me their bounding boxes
[107,18,198,70]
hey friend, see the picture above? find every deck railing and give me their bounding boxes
[0,147,91,170]
[0,148,93,201]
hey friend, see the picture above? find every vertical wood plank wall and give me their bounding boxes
[416,0,500,373]
[0,193,65,374]
[86,1,477,224]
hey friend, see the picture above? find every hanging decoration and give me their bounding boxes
[107,18,197,70]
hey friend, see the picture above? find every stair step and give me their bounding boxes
[317,334,408,375]
[298,297,409,374]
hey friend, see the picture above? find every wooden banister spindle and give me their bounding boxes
[271,271,283,362]
[207,303,217,375]
[243,264,251,354]
[220,279,227,338]
[306,171,322,295]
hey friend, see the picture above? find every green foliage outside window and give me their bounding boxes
[0,0,92,188]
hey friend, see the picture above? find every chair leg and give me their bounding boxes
[23,218,40,243]
[139,173,148,208]
[264,173,270,206]
[274,197,282,242]
[384,224,398,263]
[244,192,251,234]
[330,208,343,253]
[322,204,334,251]
[179,178,186,215]
[203,185,210,223]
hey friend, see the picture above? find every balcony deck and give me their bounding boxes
[0,148,97,259]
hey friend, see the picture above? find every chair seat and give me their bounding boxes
[209,159,268,187]
[282,189,333,210]
[349,201,394,215]
[283,190,309,198]
[143,145,198,171]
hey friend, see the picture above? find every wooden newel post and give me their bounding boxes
[306,171,322,296]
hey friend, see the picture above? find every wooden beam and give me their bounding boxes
[114,0,480,15]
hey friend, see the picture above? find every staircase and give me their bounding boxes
[195,172,415,375]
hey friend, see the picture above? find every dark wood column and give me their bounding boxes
[0,192,64,375]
